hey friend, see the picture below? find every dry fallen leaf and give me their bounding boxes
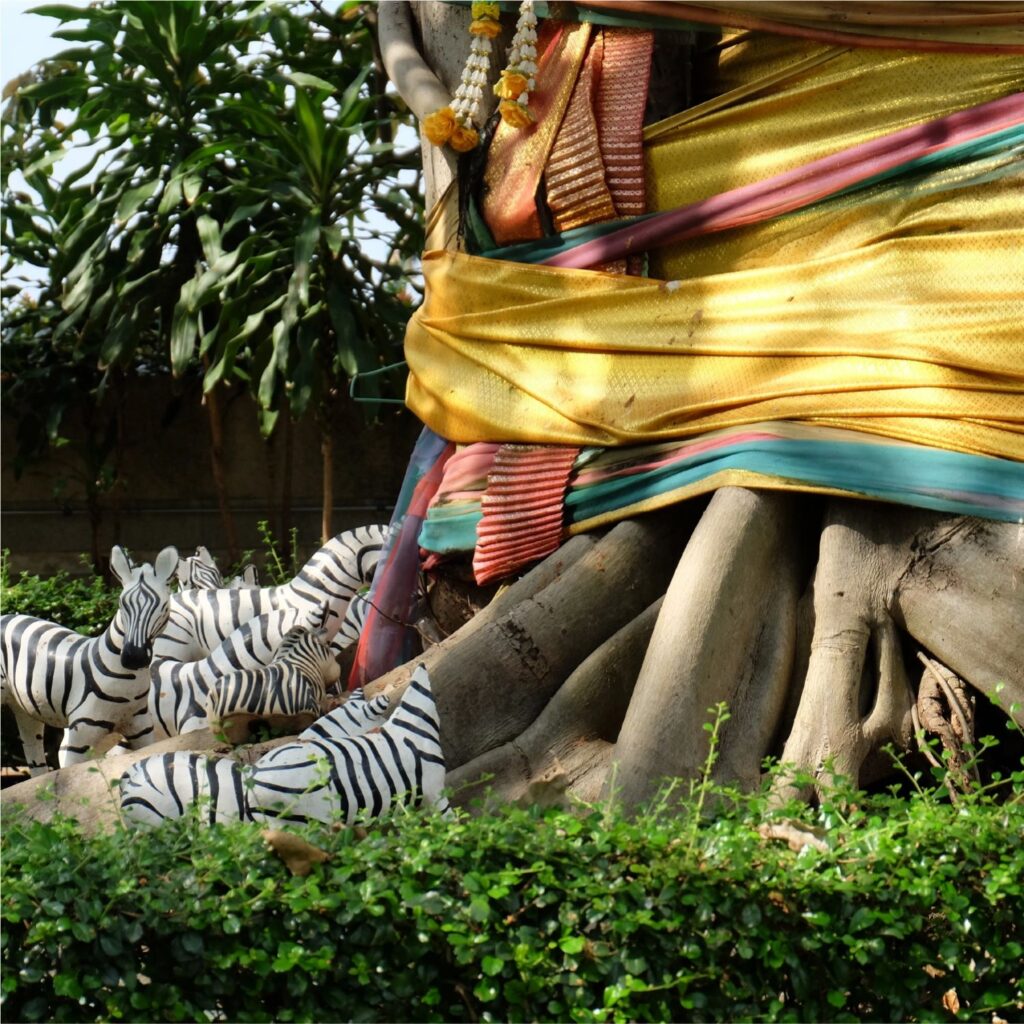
[942,988,960,1015]
[923,964,947,979]
[262,829,330,877]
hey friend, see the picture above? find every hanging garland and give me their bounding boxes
[423,0,539,153]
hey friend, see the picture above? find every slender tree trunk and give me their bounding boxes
[203,378,240,563]
[280,404,294,545]
[321,426,334,545]
[110,367,126,547]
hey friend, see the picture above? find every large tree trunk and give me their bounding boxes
[203,378,240,564]
[10,4,1020,827]
[370,0,1023,812]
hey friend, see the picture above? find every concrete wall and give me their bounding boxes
[1,376,422,575]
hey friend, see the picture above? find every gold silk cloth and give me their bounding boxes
[404,36,1024,460]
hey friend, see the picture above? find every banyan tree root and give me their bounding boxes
[913,651,979,800]
[772,502,916,803]
[442,497,1020,812]
[406,511,692,771]
[606,488,806,808]
[363,531,600,702]
[774,503,1024,804]
[447,597,664,809]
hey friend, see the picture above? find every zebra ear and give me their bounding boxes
[110,545,132,585]
[154,546,180,584]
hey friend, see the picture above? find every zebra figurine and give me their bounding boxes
[176,546,259,591]
[148,606,329,740]
[154,524,388,662]
[119,686,391,827]
[245,664,448,826]
[147,592,373,741]
[205,626,342,744]
[0,545,178,774]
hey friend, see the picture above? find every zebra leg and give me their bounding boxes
[9,706,49,775]
[59,719,116,768]
[119,703,158,752]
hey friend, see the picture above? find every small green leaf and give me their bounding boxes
[116,180,160,224]
[183,173,202,205]
[285,71,336,93]
[559,936,585,955]
[481,955,504,977]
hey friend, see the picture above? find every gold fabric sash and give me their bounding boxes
[404,231,1024,458]
[409,35,1023,461]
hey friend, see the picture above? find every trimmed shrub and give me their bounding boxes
[2,764,1022,1023]
[0,552,118,637]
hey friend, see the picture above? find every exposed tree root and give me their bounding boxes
[424,513,689,770]
[913,651,978,801]
[607,488,804,808]
[447,598,662,809]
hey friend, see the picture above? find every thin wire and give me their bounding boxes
[349,361,408,405]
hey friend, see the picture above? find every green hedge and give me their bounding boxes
[3,767,1022,1023]
[0,553,118,636]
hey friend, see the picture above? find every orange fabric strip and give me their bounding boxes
[577,1,1024,52]
[545,33,618,234]
[596,29,654,220]
[482,20,592,245]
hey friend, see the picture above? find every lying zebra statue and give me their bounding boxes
[120,666,447,827]
[176,546,259,591]
[0,545,178,773]
[205,626,341,744]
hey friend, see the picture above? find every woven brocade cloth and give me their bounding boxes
[408,12,1024,578]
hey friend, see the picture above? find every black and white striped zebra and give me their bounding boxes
[148,606,329,740]
[154,525,388,663]
[245,664,448,826]
[119,686,391,827]
[205,626,341,744]
[176,546,259,591]
[148,591,373,741]
[119,750,253,827]
[0,545,178,773]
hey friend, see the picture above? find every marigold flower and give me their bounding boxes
[423,107,456,146]
[493,71,529,100]
[471,1,501,19]
[450,123,481,152]
[469,17,502,38]
[499,99,535,128]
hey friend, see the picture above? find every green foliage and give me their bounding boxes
[3,762,1022,1023]
[2,0,423,470]
[254,518,301,586]
[0,550,117,635]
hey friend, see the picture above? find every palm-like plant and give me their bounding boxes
[2,0,423,551]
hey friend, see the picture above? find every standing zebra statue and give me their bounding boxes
[119,666,447,828]
[120,685,392,826]
[154,524,388,663]
[205,626,341,744]
[148,592,371,740]
[0,545,178,774]
[148,606,329,740]
[176,546,259,591]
